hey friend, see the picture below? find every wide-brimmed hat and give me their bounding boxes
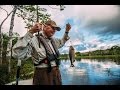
[45,20,61,31]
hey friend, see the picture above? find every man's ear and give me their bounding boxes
[43,24,47,30]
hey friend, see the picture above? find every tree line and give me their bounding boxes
[60,45,120,59]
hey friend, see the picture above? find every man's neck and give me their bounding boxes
[42,31,51,40]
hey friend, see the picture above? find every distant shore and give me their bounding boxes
[60,55,120,59]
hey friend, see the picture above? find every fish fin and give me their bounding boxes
[70,64,75,67]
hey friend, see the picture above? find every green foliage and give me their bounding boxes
[60,54,68,60]
[75,52,81,56]
[60,45,120,60]
[0,58,34,84]
[2,32,19,61]
[0,65,9,85]
[20,58,34,80]
[12,37,18,47]
[16,5,51,29]
[80,45,120,56]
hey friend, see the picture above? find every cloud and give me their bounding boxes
[41,5,67,26]
[73,5,120,35]
[59,46,69,54]
[1,5,120,54]
[48,5,120,36]
[65,38,82,46]
[51,5,120,48]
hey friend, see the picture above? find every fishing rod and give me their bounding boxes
[15,5,43,85]
[16,59,21,85]
[36,5,41,48]
[36,5,45,47]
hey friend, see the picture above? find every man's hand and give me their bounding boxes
[29,22,43,34]
[65,23,71,32]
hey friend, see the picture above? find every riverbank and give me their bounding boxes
[6,79,33,85]
[60,55,120,59]
[77,55,120,59]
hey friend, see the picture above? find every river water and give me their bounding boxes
[60,59,120,85]
[6,58,120,85]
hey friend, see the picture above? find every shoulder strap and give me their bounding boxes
[36,34,60,66]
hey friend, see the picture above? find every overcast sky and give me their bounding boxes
[0,5,120,53]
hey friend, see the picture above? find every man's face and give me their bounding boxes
[43,25,57,38]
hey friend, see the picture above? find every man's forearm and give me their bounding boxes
[62,31,70,43]
[12,32,33,59]
[13,32,33,48]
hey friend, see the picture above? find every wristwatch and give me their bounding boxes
[65,31,69,34]
[66,36,70,40]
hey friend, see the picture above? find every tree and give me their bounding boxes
[16,5,51,30]
[3,32,19,62]
[7,5,19,73]
[75,52,81,57]
[110,45,120,55]
[6,5,65,72]
[0,6,15,64]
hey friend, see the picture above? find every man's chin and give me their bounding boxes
[50,33,54,37]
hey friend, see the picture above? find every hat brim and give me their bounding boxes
[54,27,61,31]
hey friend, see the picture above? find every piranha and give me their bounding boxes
[69,45,75,67]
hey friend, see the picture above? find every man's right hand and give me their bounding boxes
[29,23,43,34]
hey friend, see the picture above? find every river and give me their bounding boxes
[60,59,120,85]
[6,58,120,85]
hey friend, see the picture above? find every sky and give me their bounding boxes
[0,5,120,54]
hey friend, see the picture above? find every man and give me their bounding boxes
[12,20,71,85]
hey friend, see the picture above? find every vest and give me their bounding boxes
[35,34,60,72]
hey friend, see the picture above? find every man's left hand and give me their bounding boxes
[66,23,71,32]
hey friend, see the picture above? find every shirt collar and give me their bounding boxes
[40,31,52,40]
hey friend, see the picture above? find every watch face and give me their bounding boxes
[66,36,70,40]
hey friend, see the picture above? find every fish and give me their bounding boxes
[69,45,75,67]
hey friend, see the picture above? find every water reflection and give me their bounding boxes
[60,59,120,85]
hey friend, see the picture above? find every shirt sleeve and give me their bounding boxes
[12,32,33,60]
[54,33,70,49]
